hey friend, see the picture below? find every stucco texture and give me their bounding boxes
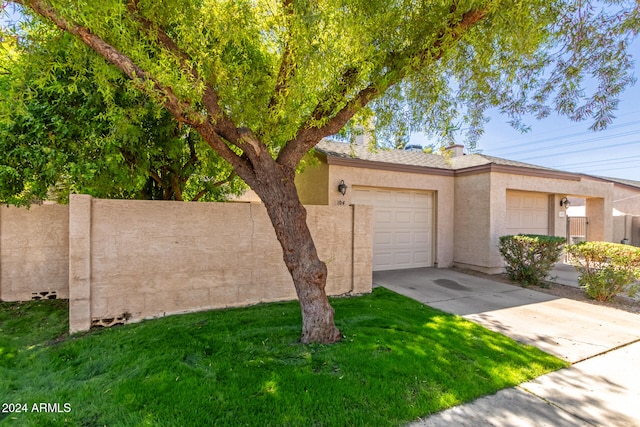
[0,204,69,301]
[67,196,371,332]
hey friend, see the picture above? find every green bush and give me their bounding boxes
[498,234,566,287]
[566,241,640,302]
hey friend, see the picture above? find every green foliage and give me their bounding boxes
[3,1,638,153]
[0,289,567,426]
[566,241,640,302]
[499,234,567,287]
[0,22,244,205]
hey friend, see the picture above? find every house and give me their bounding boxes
[566,176,640,246]
[295,140,637,274]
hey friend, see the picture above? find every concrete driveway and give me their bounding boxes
[372,268,640,426]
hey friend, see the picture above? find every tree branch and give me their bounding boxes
[267,0,295,111]
[192,171,236,202]
[148,170,165,188]
[126,0,260,165]
[15,0,255,181]
[126,0,224,122]
[277,8,488,168]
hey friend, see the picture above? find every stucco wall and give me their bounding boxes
[0,204,69,301]
[455,171,614,273]
[321,164,455,268]
[453,172,492,271]
[68,195,372,332]
[613,185,640,216]
[613,215,640,246]
[296,161,330,205]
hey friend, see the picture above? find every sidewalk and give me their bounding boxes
[372,267,640,426]
[550,262,582,288]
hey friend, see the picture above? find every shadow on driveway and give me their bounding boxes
[373,267,640,363]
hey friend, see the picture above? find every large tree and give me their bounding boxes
[3,0,638,343]
[0,25,243,204]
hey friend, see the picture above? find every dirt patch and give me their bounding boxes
[451,266,640,315]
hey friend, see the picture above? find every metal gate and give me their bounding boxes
[566,216,588,244]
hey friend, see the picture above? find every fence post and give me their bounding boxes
[69,194,92,333]
[351,204,373,294]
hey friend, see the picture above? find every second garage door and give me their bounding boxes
[506,190,549,235]
[354,188,434,271]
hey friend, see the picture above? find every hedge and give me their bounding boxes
[566,241,640,301]
[498,234,566,287]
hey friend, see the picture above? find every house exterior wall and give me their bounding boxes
[321,164,455,268]
[0,204,69,301]
[297,156,618,274]
[296,161,330,205]
[453,172,493,271]
[613,215,636,244]
[68,195,372,332]
[613,184,640,215]
[454,171,614,273]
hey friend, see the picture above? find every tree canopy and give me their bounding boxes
[0,21,244,205]
[2,0,638,343]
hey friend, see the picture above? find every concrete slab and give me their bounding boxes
[464,299,640,363]
[550,262,581,288]
[374,268,640,363]
[410,387,591,427]
[373,268,557,313]
[521,341,640,427]
[378,268,640,427]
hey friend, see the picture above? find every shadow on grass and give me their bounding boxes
[0,288,566,427]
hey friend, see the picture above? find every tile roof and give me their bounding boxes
[590,175,640,189]
[316,140,640,187]
[316,140,452,169]
[316,140,562,173]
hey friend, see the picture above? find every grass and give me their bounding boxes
[0,288,568,426]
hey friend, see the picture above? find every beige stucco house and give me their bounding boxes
[295,140,638,274]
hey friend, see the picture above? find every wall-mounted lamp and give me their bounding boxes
[560,197,570,208]
[338,180,348,196]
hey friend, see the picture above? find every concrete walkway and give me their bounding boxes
[372,268,640,426]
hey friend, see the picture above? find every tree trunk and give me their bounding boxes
[250,162,342,344]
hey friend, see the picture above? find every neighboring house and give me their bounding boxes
[566,177,640,246]
[295,140,632,274]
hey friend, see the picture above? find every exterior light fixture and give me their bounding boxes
[338,180,348,196]
[560,197,570,208]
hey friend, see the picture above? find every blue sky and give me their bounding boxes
[411,42,640,183]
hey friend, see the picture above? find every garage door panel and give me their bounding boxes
[394,252,412,266]
[374,191,393,205]
[355,187,433,271]
[414,231,430,244]
[414,214,430,225]
[413,195,433,209]
[395,211,412,224]
[395,231,411,245]
[395,192,412,204]
[506,191,549,235]
[374,232,393,246]
[375,210,394,224]
[414,251,431,264]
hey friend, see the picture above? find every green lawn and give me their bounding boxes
[0,287,567,426]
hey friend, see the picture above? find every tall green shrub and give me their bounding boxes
[566,242,640,302]
[499,235,566,286]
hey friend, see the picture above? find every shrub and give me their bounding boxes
[566,241,640,302]
[498,234,566,287]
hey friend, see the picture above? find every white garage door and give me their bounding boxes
[354,188,433,271]
[506,190,549,235]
